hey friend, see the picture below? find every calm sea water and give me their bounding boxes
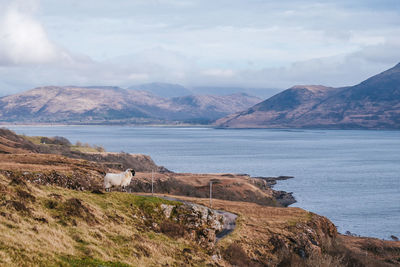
[5,125,400,239]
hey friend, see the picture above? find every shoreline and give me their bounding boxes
[0,122,214,128]
[3,122,400,131]
[2,126,398,240]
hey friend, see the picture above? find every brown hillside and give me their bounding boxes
[0,128,293,206]
[0,128,399,266]
[216,63,400,129]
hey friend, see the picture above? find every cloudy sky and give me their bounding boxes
[0,0,399,95]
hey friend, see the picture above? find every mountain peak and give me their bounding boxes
[216,64,400,129]
[388,62,400,73]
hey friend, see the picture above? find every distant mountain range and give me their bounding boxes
[1,63,399,128]
[0,86,261,124]
[216,63,400,129]
[128,83,193,98]
[128,82,282,99]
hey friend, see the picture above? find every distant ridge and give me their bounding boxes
[128,82,192,98]
[216,63,400,129]
[128,82,282,99]
[0,86,261,124]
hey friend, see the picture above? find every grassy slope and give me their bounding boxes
[0,173,213,266]
[23,135,104,153]
[147,195,400,267]
[0,170,332,267]
[1,174,399,267]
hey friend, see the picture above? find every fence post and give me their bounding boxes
[152,170,154,196]
[210,181,213,207]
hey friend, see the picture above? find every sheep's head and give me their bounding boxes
[126,168,135,176]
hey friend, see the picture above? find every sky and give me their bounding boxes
[0,0,399,95]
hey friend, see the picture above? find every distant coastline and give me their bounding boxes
[3,122,400,131]
[0,122,214,128]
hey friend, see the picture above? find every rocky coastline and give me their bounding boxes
[1,127,399,266]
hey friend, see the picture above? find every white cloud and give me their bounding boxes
[0,1,57,65]
[192,39,400,89]
[0,0,399,96]
[0,0,90,67]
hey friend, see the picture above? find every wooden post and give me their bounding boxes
[210,181,213,208]
[151,170,154,196]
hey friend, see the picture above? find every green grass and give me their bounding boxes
[21,134,104,153]
[287,219,298,227]
[0,174,212,267]
[21,135,42,145]
[41,188,182,227]
[70,145,103,153]
[134,196,179,212]
[59,256,131,267]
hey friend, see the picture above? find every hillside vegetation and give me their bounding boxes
[0,128,399,266]
[0,173,216,266]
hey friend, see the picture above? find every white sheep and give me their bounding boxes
[104,169,135,192]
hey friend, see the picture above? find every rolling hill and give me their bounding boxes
[0,86,261,124]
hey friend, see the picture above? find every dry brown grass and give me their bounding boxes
[336,235,400,266]
[1,129,399,266]
[1,129,162,173]
[0,153,105,172]
[131,172,280,206]
[0,174,215,266]
[139,194,333,266]
[145,194,399,267]
[1,176,399,266]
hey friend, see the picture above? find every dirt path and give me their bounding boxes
[214,209,237,240]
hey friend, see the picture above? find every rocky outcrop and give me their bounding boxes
[272,190,296,207]
[160,202,225,250]
[250,175,296,206]
[178,196,347,266]
[267,213,339,266]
